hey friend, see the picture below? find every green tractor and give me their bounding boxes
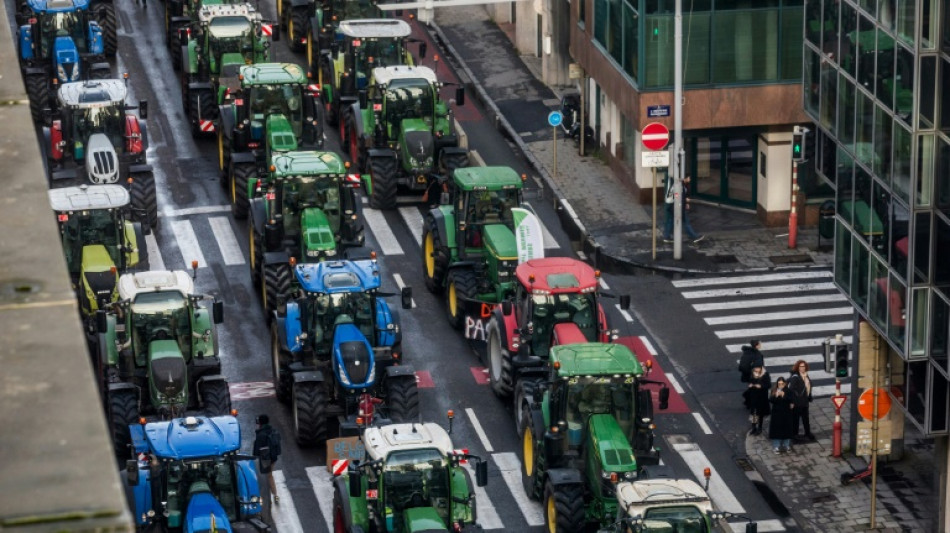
[347,65,469,210]
[96,269,230,458]
[518,343,669,532]
[422,166,541,329]
[49,184,147,326]
[304,0,383,73]
[248,150,365,314]
[333,419,489,532]
[164,0,236,71]
[178,3,276,137]
[218,62,325,218]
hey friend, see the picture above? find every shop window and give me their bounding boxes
[711,9,779,83]
[852,236,871,309]
[869,253,889,329]
[917,134,935,207]
[837,74,855,146]
[895,0,914,45]
[872,104,891,180]
[835,219,852,293]
[839,2,856,76]
[855,89,874,167]
[930,366,949,433]
[892,123,911,203]
[912,211,931,284]
[919,56,936,129]
[903,360,928,428]
[908,287,929,358]
[894,46,914,122]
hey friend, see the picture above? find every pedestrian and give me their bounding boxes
[738,339,765,385]
[662,174,704,244]
[253,414,282,504]
[768,377,795,454]
[743,364,771,435]
[788,360,816,441]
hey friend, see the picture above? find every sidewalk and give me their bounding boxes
[425,7,938,531]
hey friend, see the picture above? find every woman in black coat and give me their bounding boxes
[743,365,771,435]
[769,377,796,454]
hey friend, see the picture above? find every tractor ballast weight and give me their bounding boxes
[98,270,230,458]
[44,79,157,230]
[124,415,270,531]
[271,259,417,446]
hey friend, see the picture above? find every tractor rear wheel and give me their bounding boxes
[230,162,255,219]
[287,7,309,53]
[514,379,540,438]
[346,113,364,173]
[440,150,469,179]
[486,317,513,399]
[109,389,138,459]
[293,380,327,446]
[445,268,478,330]
[88,67,110,80]
[24,73,48,123]
[385,375,419,423]
[169,29,182,71]
[201,380,231,416]
[422,215,448,294]
[95,2,118,57]
[188,88,218,137]
[367,156,398,210]
[249,224,263,289]
[270,323,292,404]
[543,480,586,533]
[520,413,540,499]
[130,171,158,231]
[217,129,229,182]
[262,262,291,317]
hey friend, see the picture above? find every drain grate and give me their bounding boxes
[710,254,739,264]
[770,254,813,264]
[734,457,755,472]
[811,493,837,504]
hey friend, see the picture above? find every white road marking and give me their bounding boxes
[163,205,232,217]
[465,408,494,453]
[598,277,610,290]
[469,149,486,167]
[462,463,504,530]
[576,250,587,260]
[704,307,854,325]
[272,470,304,533]
[814,383,851,396]
[715,321,853,339]
[725,336,853,354]
[666,373,685,394]
[693,293,848,312]
[363,208,404,256]
[670,439,745,514]
[616,304,634,322]
[392,274,416,308]
[692,413,713,435]
[681,282,840,300]
[398,207,424,247]
[171,219,207,268]
[305,466,335,533]
[144,232,165,271]
[208,216,245,265]
[492,452,544,526]
[639,336,658,355]
[729,519,786,532]
[672,270,831,288]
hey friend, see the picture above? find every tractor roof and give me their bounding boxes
[57,80,126,108]
[294,259,381,294]
[142,416,241,459]
[616,478,713,515]
[198,3,260,24]
[26,0,91,13]
[240,63,307,85]
[48,184,130,212]
[271,151,347,177]
[453,166,523,191]
[118,271,195,301]
[550,343,644,377]
[516,257,599,294]
[373,66,437,87]
[363,423,454,461]
[338,18,411,39]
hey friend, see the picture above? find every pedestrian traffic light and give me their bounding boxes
[792,126,807,163]
[823,338,834,373]
[835,345,850,378]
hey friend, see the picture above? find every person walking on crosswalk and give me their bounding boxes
[788,360,816,442]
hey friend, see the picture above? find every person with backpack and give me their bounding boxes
[253,414,282,504]
[738,339,765,385]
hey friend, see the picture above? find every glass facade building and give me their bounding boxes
[802,0,949,435]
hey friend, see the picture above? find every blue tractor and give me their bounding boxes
[123,415,270,532]
[271,258,418,446]
[16,0,115,121]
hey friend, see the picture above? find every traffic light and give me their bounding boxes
[823,339,834,373]
[792,126,807,163]
[835,345,850,378]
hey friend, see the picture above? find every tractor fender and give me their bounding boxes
[490,306,520,354]
[289,0,311,8]
[544,467,583,487]
[367,148,396,160]
[438,145,468,159]
[331,476,355,529]
[52,168,79,181]
[18,25,34,60]
[231,151,256,164]
[23,65,46,77]
[385,365,415,379]
[129,163,153,174]
[427,206,457,250]
[283,302,303,353]
[526,407,546,453]
[219,105,235,135]
[263,251,290,265]
[344,102,365,136]
[188,81,214,92]
[129,423,149,455]
[88,61,111,79]
[249,198,267,235]
[170,16,190,28]
[292,370,324,383]
[597,303,610,342]
[374,299,400,348]
[108,381,138,394]
[196,374,227,403]
[446,261,478,274]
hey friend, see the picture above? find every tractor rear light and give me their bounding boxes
[110,266,117,274]
[269,165,276,172]
[231,409,238,416]
[266,192,275,201]
[356,416,364,426]
[703,467,711,479]
[352,39,361,47]
[392,351,400,360]
[138,417,147,425]
[248,142,260,148]
[289,257,297,267]
[370,251,377,260]
[57,214,68,222]
[453,523,462,532]
[29,17,37,24]
[511,335,520,349]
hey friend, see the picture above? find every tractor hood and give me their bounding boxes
[402,507,448,532]
[85,133,119,184]
[400,121,433,171]
[482,224,517,260]
[81,244,118,311]
[332,322,375,390]
[149,340,188,406]
[143,416,242,459]
[589,414,638,475]
[301,207,336,259]
[219,52,246,76]
[266,115,298,153]
[53,36,80,82]
[184,488,234,533]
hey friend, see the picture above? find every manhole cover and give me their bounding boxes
[734,457,754,472]
[710,255,738,264]
[770,254,813,264]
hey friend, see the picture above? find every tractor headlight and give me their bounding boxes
[57,64,67,81]
[337,363,351,385]
[307,250,322,257]
[325,249,336,256]
[71,63,79,80]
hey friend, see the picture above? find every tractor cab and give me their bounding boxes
[370,67,444,152]
[237,63,315,147]
[195,4,265,76]
[332,19,412,92]
[451,166,522,256]
[613,478,714,533]
[27,2,102,78]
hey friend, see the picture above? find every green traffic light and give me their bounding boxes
[653,27,659,36]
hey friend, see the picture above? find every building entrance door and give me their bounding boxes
[689,134,757,209]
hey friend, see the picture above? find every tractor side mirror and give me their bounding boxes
[636,389,655,426]
[455,86,465,106]
[138,100,148,120]
[658,386,670,410]
[418,42,427,59]
[126,460,139,486]
[501,301,512,315]
[475,460,488,487]
[619,294,630,310]
[401,287,412,309]
[358,90,368,109]
[212,300,224,324]
[271,23,280,42]
[348,470,362,498]
[96,309,108,333]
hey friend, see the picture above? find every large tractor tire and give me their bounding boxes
[440,150,469,179]
[543,480,586,533]
[130,171,158,231]
[249,224,263,289]
[188,88,218,138]
[89,67,111,80]
[270,323,292,404]
[385,375,419,423]
[24,73,48,123]
[95,2,118,57]
[422,216,448,294]
[445,268,478,330]
[230,162,255,219]
[333,489,368,533]
[513,379,540,438]
[201,380,232,416]
[262,262,292,316]
[169,29,182,71]
[287,7,309,53]
[293,380,327,446]
[367,156,398,210]
[346,113,365,173]
[520,413,541,500]
[486,317,514,399]
[109,389,138,459]
[217,129,229,181]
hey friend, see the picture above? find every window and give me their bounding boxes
[874,29,895,110]
[936,215,950,292]
[894,45,914,122]
[855,15,875,93]
[819,61,837,131]
[888,273,907,349]
[839,2,856,75]
[873,104,891,180]
[892,123,912,203]
[854,89,874,167]
[933,292,950,365]
[909,288,929,358]
[895,0,914,44]
[683,13,710,84]
[835,219,852,293]
[868,252,889,329]
[805,47,821,116]
[937,138,950,218]
[780,5,803,79]
[594,0,608,48]
[917,134,935,207]
[608,0,622,62]
[622,1,638,81]
[594,0,638,84]
[712,9,779,83]
[930,366,949,433]
[852,236,871,309]
[919,56,937,129]
[913,211,932,284]
[921,0,936,49]
[804,0,821,47]
[904,360,928,427]
[940,58,950,133]
[837,74,855,144]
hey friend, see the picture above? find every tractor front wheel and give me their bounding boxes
[487,317,514,399]
[188,88,218,138]
[385,375,419,423]
[109,389,138,460]
[440,150,469,180]
[543,480,585,533]
[262,262,292,317]
[230,162,255,219]
[445,268,478,330]
[249,224,263,289]
[287,7,308,52]
[346,113,365,173]
[293,380,327,446]
[95,2,118,57]
[169,29,182,71]
[270,322,292,404]
[129,171,158,231]
[520,414,540,500]
[201,380,232,416]
[367,156,398,210]
[24,73,48,123]
[422,216,448,294]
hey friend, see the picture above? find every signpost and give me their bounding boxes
[642,122,671,260]
[549,111,562,178]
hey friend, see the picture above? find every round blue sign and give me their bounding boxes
[548,111,563,127]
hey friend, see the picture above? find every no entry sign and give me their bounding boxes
[641,122,670,151]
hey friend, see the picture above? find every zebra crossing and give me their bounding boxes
[673,270,854,397]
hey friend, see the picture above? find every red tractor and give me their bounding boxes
[485,257,628,400]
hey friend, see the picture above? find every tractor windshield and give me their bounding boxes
[60,209,121,273]
[161,458,240,522]
[640,506,709,533]
[281,176,341,235]
[333,0,380,20]
[384,449,449,516]
[525,292,597,355]
[310,291,375,344]
[72,104,124,147]
[249,84,303,126]
[131,292,192,365]
[39,11,86,53]
[565,376,636,439]
[466,188,519,226]
[385,80,433,123]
